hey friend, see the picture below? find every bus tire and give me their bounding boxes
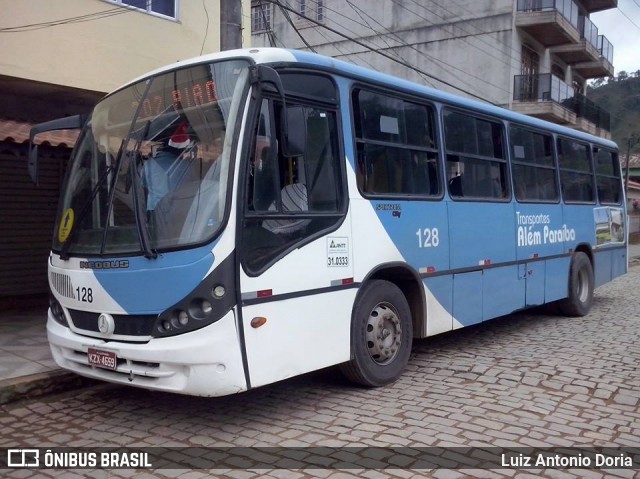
[558,252,594,317]
[339,280,412,387]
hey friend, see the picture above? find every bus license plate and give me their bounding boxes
[87,348,117,371]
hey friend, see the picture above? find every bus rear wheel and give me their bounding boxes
[340,280,412,387]
[558,252,594,317]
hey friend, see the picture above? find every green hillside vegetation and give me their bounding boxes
[588,72,640,155]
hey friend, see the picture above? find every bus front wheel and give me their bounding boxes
[558,252,594,317]
[340,280,412,387]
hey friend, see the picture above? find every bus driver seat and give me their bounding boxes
[263,183,311,235]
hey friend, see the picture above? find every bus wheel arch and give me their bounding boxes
[559,246,594,317]
[365,263,426,339]
[339,264,423,387]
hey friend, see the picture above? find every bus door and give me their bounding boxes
[238,93,354,389]
[510,126,565,305]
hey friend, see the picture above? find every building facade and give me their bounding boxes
[0,0,250,301]
[251,0,615,138]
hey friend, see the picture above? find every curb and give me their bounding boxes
[0,370,97,406]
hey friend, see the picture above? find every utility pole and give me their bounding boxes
[624,134,639,194]
[220,0,243,51]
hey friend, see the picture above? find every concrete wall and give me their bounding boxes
[0,0,251,94]
[253,0,516,105]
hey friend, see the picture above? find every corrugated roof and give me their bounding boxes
[622,155,640,168]
[0,118,79,147]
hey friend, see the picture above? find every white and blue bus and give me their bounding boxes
[30,48,627,396]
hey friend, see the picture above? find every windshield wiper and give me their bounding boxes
[129,121,157,259]
[59,162,115,260]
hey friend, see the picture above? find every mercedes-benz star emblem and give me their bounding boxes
[97,313,115,336]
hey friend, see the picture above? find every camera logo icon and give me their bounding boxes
[7,449,39,467]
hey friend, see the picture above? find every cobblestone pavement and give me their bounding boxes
[1,266,639,479]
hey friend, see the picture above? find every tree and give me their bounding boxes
[618,71,629,81]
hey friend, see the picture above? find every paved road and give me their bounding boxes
[1,266,640,479]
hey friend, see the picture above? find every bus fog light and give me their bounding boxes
[201,300,213,315]
[212,285,226,299]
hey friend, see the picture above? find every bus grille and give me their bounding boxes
[50,272,75,299]
[68,309,158,336]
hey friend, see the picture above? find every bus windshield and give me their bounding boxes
[53,58,250,257]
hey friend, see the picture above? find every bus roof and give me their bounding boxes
[122,47,617,150]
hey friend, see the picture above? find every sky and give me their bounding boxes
[591,0,640,75]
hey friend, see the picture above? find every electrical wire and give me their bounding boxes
[394,0,523,72]
[0,0,148,33]
[257,0,278,47]
[200,0,210,55]
[315,29,375,69]
[264,0,496,104]
[343,0,436,88]
[278,1,317,52]
[294,0,505,100]
[282,0,455,91]
[617,3,640,31]
[279,0,422,71]
[305,0,513,99]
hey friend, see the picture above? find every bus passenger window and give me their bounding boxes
[510,126,558,203]
[594,148,621,205]
[557,138,595,203]
[352,88,440,197]
[444,110,508,200]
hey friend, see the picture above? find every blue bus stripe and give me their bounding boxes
[239,245,624,307]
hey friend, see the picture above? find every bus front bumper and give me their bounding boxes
[47,309,248,397]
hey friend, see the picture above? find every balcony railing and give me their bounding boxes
[514,73,575,103]
[574,93,611,131]
[579,15,598,49]
[517,0,580,30]
[597,35,614,63]
[513,74,610,131]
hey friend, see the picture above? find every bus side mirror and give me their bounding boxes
[28,114,88,185]
[249,65,306,157]
[282,106,306,158]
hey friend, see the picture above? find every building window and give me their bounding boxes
[109,0,176,19]
[300,0,324,22]
[521,44,539,76]
[252,2,272,32]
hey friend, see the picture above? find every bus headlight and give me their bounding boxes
[152,253,236,338]
[49,293,68,327]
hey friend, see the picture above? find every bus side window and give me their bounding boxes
[447,155,464,197]
[510,125,558,203]
[444,110,507,200]
[353,88,440,197]
[594,148,621,205]
[558,138,594,203]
